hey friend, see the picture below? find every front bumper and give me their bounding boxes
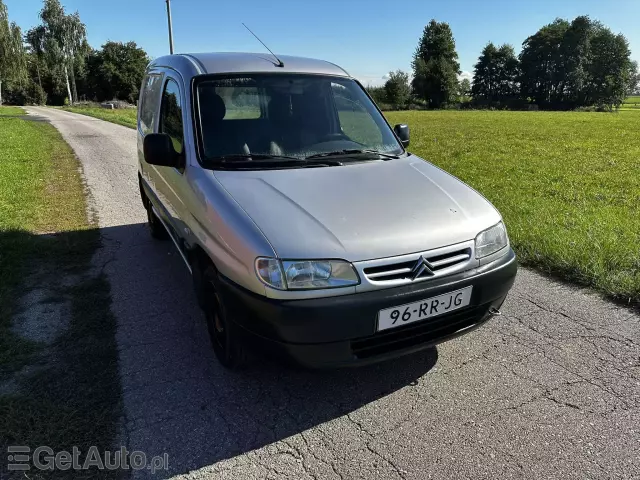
[218,248,517,368]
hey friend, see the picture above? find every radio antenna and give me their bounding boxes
[242,23,284,68]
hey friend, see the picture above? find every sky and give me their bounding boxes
[6,0,640,86]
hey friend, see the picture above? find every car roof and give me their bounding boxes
[149,52,351,79]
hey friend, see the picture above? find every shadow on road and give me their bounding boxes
[109,223,439,476]
[4,222,438,476]
[72,224,437,474]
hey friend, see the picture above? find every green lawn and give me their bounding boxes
[0,108,90,369]
[0,112,121,476]
[622,96,640,110]
[62,105,138,128]
[386,110,640,304]
[0,105,26,116]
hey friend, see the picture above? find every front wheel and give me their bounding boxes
[146,205,169,240]
[202,266,247,369]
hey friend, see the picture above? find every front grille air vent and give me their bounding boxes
[363,248,471,283]
[352,305,486,359]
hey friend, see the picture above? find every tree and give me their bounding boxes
[26,23,69,104]
[627,61,640,96]
[587,27,634,109]
[86,41,149,103]
[411,20,460,108]
[60,12,89,102]
[0,0,12,104]
[25,27,44,88]
[366,85,387,106]
[384,70,410,108]
[471,43,519,105]
[35,0,88,104]
[520,16,634,109]
[458,78,471,97]
[472,43,498,101]
[3,0,150,105]
[0,0,27,104]
[561,15,593,107]
[519,19,570,108]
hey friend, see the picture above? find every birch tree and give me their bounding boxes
[36,0,87,104]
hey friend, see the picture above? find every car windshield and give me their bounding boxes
[194,74,403,165]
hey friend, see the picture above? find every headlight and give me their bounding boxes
[255,258,285,289]
[475,222,508,258]
[255,258,360,290]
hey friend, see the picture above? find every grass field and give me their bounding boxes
[62,105,138,128]
[0,109,121,477]
[621,96,640,110]
[0,106,27,116]
[386,110,640,304]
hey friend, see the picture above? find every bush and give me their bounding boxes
[574,105,613,112]
[25,82,47,105]
[375,102,393,111]
[2,88,27,106]
[367,86,387,105]
[469,97,530,110]
[0,83,46,106]
[384,70,411,109]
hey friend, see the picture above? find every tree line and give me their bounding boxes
[1,3,636,110]
[373,17,638,111]
[0,0,149,106]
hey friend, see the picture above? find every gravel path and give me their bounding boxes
[27,106,640,480]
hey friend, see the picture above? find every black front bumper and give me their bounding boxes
[218,249,517,368]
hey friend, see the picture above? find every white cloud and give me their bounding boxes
[459,71,473,83]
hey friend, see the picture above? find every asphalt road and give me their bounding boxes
[27,106,640,480]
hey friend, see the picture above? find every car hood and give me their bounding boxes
[213,156,501,262]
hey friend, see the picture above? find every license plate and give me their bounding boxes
[377,286,473,331]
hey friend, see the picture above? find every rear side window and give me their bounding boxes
[139,74,163,134]
[159,79,184,154]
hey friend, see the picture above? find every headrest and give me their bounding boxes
[199,88,226,122]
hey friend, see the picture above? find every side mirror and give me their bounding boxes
[394,124,410,148]
[143,133,182,168]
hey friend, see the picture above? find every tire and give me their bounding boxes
[201,264,248,369]
[146,204,169,240]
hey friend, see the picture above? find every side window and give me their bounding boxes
[331,82,382,146]
[139,74,163,134]
[159,79,184,155]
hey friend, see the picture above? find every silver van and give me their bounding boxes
[137,52,517,369]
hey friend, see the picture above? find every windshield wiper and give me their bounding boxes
[305,149,400,160]
[207,153,343,169]
[208,153,301,162]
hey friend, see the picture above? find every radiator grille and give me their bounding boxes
[363,248,471,283]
